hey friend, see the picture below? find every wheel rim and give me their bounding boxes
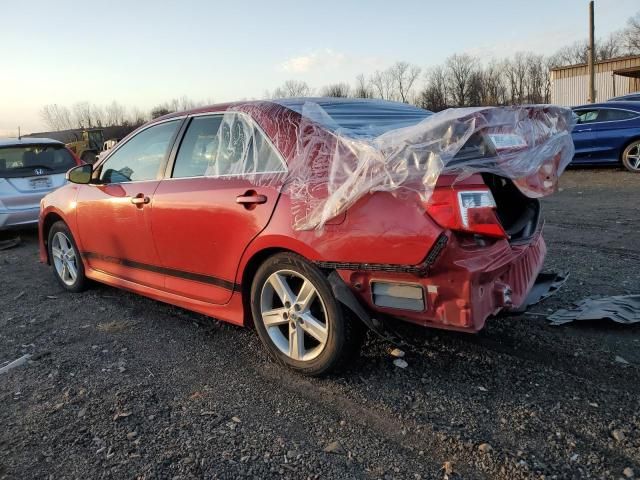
[625,143,640,171]
[260,270,329,362]
[51,232,79,286]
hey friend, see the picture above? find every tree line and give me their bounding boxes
[40,12,640,131]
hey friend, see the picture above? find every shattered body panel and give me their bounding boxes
[335,223,547,332]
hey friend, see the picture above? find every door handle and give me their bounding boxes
[236,191,267,205]
[130,194,150,205]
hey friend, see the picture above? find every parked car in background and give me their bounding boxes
[608,91,640,102]
[0,138,81,228]
[571,101,640,172]
[39,99,567,375]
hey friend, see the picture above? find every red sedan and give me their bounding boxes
[39,98,573,375]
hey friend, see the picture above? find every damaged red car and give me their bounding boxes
[39,98,574,375]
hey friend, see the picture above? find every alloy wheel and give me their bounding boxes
[260,270,329,362]
[624,142,640,171]
[51,232,79,286]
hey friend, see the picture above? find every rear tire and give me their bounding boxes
[251,252,363,376]
[48,221,87,293]
[621,140,640,172]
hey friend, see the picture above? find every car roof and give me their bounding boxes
[155,97,433,138]
[572,101,640,111]
[609,91,640,100]
[0,137,65,148]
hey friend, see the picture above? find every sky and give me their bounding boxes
[1,0,637,136]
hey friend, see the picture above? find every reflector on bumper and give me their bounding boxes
[371,282,425,312]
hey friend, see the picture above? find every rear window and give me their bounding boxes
[275,98,432,137]
[597,109,638,122]
[0,144,76,178]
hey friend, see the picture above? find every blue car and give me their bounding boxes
[608,92,640,102]
[571,101,640,172]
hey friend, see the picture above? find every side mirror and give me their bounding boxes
[66,164,93,184]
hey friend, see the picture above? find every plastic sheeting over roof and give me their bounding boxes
[215,99,576,230]
[274,98,433,137]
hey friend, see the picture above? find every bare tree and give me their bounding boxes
[105,101,126,126]
[389,61,421,103]
[320,83,351,97]
[370,69,395,100]
[482,61,507,105]
[128,107,148,126]
[418,66,448,111]
[71,102,95,128]
[624,12,640,53]
[445,54,477,106]
[150,105,173,119]
[273,80,312,98]
[40,104,73,131]
[353,74,372,98]
[597,32,624,60]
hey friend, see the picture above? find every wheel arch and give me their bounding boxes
[41,211,66,264]
[239,247,294,327]
[619,136,640,163]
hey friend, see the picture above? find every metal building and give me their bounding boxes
[550,55,640,106]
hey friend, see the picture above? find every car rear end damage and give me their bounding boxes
[237,101,575,335]
[332,224,547,334]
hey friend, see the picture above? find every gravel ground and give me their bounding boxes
[1,168,639,480]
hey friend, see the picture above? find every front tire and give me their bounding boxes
[251,252,363,376]
[48,221,87,293]
[621,140,640,172]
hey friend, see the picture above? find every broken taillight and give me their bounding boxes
[426,187,507,238]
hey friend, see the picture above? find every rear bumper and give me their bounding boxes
[0,207,40,229]
[337,229,546,333]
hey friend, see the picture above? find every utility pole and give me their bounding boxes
[588,0,596,103]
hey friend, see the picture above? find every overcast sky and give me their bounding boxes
[1,0,637,135]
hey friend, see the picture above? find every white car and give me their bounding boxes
[0,138,80,229]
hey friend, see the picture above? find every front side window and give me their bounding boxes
[100,120,179,183]
[597,109,638,122]
[172,114,286,179]
[575,109,599,124]
[0,144,76,178]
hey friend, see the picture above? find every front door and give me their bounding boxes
[572,108,599,164]
[151,114,287,304]
[76,119,182,289]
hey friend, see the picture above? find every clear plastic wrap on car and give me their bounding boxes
[210,99,575,230]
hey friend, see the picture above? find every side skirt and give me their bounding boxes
[84,267,246,326]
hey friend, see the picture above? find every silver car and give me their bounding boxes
[0,138,79,228]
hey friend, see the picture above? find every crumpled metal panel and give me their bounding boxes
[548,295,640,325]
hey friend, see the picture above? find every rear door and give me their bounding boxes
[151,113,287,304]
[592,108,640,162]
[75,119,182,289]
[571,109,599,163]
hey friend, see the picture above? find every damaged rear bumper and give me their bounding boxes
[331,228,549,334]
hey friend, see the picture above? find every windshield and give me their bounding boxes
[275,98,433,138]
[87,131,104,151]
[0,144,76,178]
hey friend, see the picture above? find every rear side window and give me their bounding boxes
[100,120,179,183]
[0,145,75,178]
[172,114,286,178]
[575,109,599,124]
[597,109,638,122]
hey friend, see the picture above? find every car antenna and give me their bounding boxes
[18,126,21,140]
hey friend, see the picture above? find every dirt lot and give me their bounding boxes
[1,168,639,480]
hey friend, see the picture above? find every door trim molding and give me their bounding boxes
[82,251,239,291]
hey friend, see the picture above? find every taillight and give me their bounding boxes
[426,188,507,238]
